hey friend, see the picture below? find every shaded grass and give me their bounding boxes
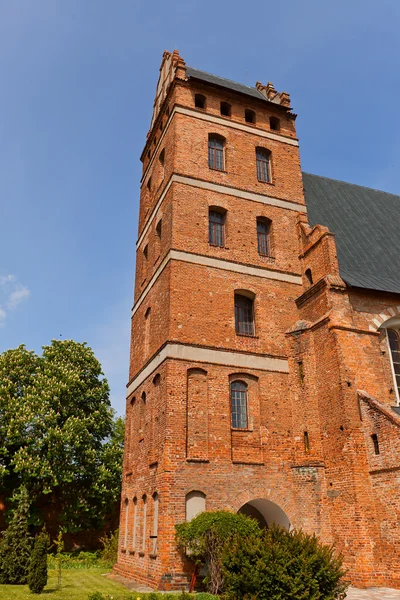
[0,568,133,599]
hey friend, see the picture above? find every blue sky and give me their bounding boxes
[1,0,400,415]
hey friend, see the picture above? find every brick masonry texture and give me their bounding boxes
[116,50,400,590]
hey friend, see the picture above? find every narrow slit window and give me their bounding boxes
[141,495,147,553]
[270,116,280,131]
[257,218,271,256]
[256,148,271,182]
[209,210,225,247]
[208,135,225,171]
[304,431,310,453]
[234,293,255,336]
[371,434,380,455]
[231,380,248,429]
[151,493,159,555]
[132,497,138,550]
[124,498,129,548]
[305,268,313,285]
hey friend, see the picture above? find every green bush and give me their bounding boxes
[223,524,348,600]
[48,550,101,570]
[99,528,119,565]
[194,594,219,600]
[28,527,50,593]
[87,593,105,600]
[0,486,33,584]
[176,510,262,595]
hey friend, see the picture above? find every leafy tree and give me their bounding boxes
[0,486,33,584]
[28,526,50,593]
[223,524,348,600]
[0,340,124,532]
[175,510,262,594]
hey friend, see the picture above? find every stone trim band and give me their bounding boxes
[132,249,302,316]
[126,342,289,396]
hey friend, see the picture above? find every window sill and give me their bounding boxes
[209,243,227,249]
[236,333,258,339]
[231,427,253,432]
[209,167,227,173]
[257,179,275,186]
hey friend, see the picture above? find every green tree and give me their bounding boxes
[0,486,33,584]
[175,510,262,594]
[28,526,50,594]
[223,525,348,600]
[0,340,124,532]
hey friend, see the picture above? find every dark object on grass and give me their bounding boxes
[28,526,50,594]
[0,486,33,584]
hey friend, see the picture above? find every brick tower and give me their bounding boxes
[115,50,400,590]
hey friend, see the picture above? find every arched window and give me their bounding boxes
[245,109,256,124]
[257,218,271,256]
[124,498,129,548]
[159,149,165,180]
[270,116,280,131]
[256,148,271,182]
[195,94,206,109]
[156,219,162,239]
[230,380,248,429]
[220,102,231,117]
[387,329,400,399]
[185,491,206,522]
[305,268,313,285]
[234,293,255,336]
[208,134,225,171]
[209,208,225,247]
[141,495,147,553]
[147,177,152,191]
[371,434,380,455]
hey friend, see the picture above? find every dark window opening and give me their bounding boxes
[147,177,152,191]
[256,148,271,182]
[304,431,310,453]
[388,329,400,400]
[209,210,225,247]
[147,150,150,159]
[305,268,313,285]
[143,244,148,260]
[220,102,231,117]
[371,433,380,455]
[141,391,146,403]
[245,109,256,124]
[298,361,305,385]
[231,380,248,429]
[257,218,271,256]
[208,134,225,171]
[195,94,206,109]
[156,219,162,239]
[166,106,170,117]
[270,116,280,131]
[234,293,255,336]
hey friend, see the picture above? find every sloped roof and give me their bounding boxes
[186,66,270,103]
[303,172,400,294]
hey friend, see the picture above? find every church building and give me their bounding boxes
[115,50,400,590]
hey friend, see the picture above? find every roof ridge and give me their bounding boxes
[187,66,261,94]
[303,171,400,200]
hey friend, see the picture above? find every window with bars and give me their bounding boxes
[256,148,271,182]
[234,293,255,336]
[208,135,225,171]
[257,218,271,256]
[230,380,248,429]
[388,329,400,400]
[209,209,225,247]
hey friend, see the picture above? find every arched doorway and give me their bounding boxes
[238,498,291,530]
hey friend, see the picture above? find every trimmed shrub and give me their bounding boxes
[223,524,348,600]
[0,486,33,584]
[28,527,50,593]
[176,510,262,594]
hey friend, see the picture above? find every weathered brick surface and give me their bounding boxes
[118,51,400,590]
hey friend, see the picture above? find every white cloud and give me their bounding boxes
[0,274,31,326]
[7,284,31,310]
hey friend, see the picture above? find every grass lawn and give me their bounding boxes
[0,568,133,599]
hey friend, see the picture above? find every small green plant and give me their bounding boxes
[176,510,262,595]
[195,594,219,600]
[87,592,106,600]
[99,528,119,565]
[53,530,65,589]
[27,526,50,594]
[223,524,348,600]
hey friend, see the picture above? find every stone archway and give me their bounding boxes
[238,498,291,530]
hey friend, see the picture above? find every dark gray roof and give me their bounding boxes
[186,66,270,103]
[303,172,400,294]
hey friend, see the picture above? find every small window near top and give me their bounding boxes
[195,94,206,109]
[159,149,165,167]
[234,293,255,336]
[156,219,162,239]
[143,245,148,260]
[147,177,152,191]
[305,268,313,285]
[220,102,231,117]
[256,148,271,183]
[147,150,150,159]
[245,109,256,124]
[270,116,280,131]
[209,209,225,247]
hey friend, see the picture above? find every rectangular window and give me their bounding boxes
[256,148,271,182]
[209,210,225,247]
[235,294,254,336]
[208,136,224,171]
[231,381,248,429]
